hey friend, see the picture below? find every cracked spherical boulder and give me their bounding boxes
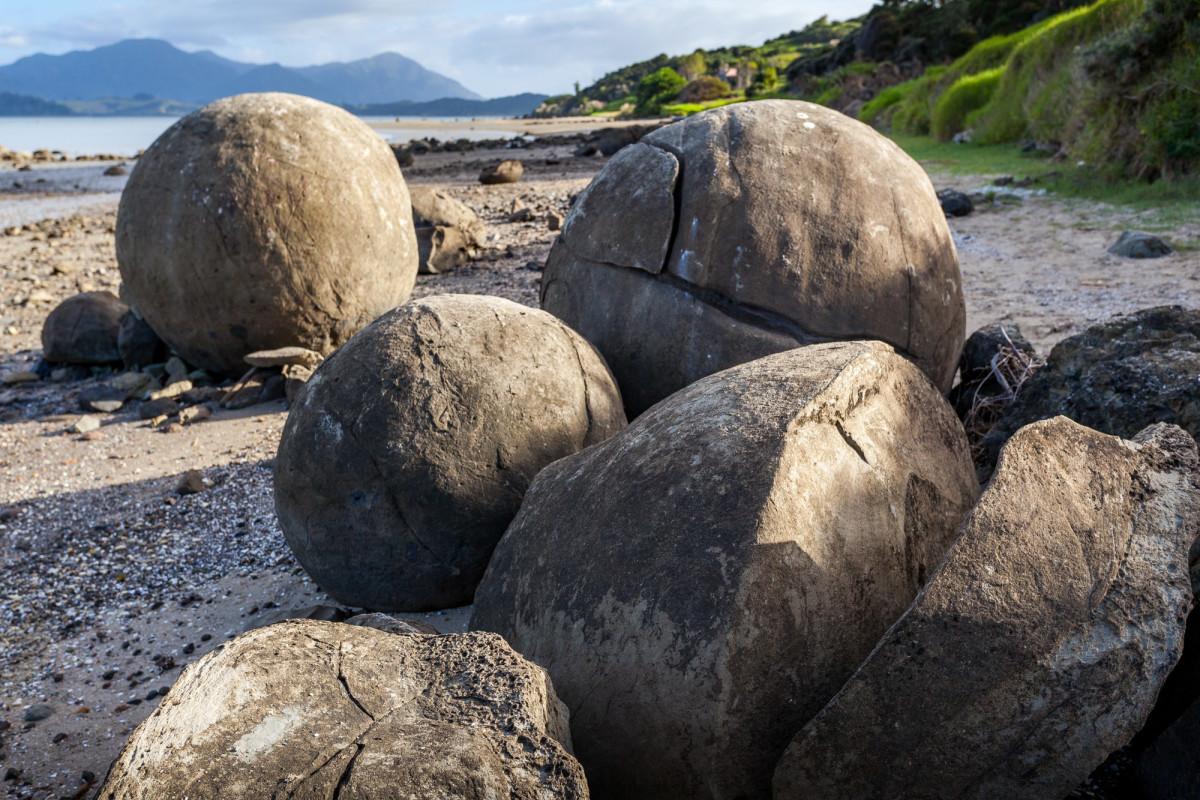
[96,620,589,799]
[774,418,1200,800]
[274,294,626,610]
[471,341,979,799]
[116,92,418,374]
[541,99,964,417]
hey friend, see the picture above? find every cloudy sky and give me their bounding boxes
[0,0,875,98]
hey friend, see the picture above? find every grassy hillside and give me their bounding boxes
[863,0,1198,178]
[541,0,1196,179]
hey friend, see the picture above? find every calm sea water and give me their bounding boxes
[0,116,515,157]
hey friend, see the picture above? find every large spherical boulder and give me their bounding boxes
[541,99,964,417]
[97,620,589,799]
[274,294,627,610]
[116,92,418,374]
[471,341,979,799]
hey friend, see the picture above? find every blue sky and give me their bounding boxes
[0,1,876,98]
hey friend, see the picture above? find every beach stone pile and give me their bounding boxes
[981,306,1200,479]
[91,97,1200,800]
[541,99,965,416]
[472,341,980,798]
[115,92,418,374]
[409,185,487,274]
[97,620,589,799]
[274,294,626,610]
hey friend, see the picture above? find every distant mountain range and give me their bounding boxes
[0,38,535,115]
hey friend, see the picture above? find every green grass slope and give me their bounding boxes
[864,0,1197,178]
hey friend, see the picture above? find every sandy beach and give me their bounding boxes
[0,134,1197,798]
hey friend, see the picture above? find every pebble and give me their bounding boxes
[138,396,179,419]
[3,370,39,385]
[243,347,323,369]
[174,469,210,496]
[71,414,101,434]
[179,405,212,425]
[164,356,189,382]
[148,379,192,401]
[23,703,54,721]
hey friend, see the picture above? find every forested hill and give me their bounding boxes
[539,0,1197,179]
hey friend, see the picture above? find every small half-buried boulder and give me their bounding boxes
[42,291,127,364]
[96,620,588,799]
[472,341,979,800]
[480,160,523,184]
[773,417,1200,800]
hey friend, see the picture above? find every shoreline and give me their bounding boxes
[370,114,667,137]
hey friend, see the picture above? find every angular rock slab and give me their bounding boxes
[541,100,964,416]
[472,341,979,799]
[774,417,1200,800]
[97,620,589,799]
[275,294,627,610]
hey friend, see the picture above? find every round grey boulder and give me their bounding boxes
[41,291,126,364]
[472,340,979,799]
[116,92,419,374]
[274,294,627,610]
[97,620,589,799]
[541,99,965,416]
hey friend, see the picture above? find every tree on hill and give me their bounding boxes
[679,76,732,103]
[636,67,687,115]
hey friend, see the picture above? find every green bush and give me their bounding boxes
[746,67,779,98]
[679,75,732,103]
[859,81,915,124]
[931,68,1003,140]
[635,67,687,116]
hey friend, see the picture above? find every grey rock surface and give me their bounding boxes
[541,100,965,416]
[275,294,627,610]
[41,291,126,364]
[774,418,1200,800]
[97,620,588,799]
[472,341,978,799]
